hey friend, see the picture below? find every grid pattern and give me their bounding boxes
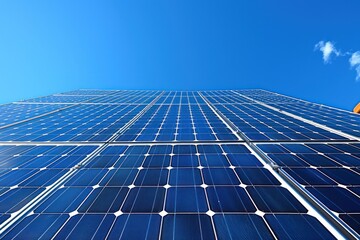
[1,144,335,239]
[257,143,360,235]
[0,89,358,239]
[0,104,69,127]
[238,90,360,138]
[0,145,97,226]
[0,104,147,142]
[203,91,348,141]
[115,92,238,142]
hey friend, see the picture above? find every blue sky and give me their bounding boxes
[0,1,359,110]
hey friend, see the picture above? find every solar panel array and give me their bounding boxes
[0,89,359,239]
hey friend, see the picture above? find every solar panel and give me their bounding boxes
[201,92,349,142]
[1,143,336,239]
[115,92,239,142]
[0,89,358,239]
[0,144,97,229]
[257,142,360,236]
[237,90,360,139]
[0,104,147,142]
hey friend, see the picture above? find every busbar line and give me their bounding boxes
[231,90,360,141]
[200,93,351,240]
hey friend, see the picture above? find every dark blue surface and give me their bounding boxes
[247,187,307,213]
[108,214,161,240]
[319,168,360,185]
[54,214,115,239]
[114,155,145,168]
[284,168,336,186]
[282,144,317,153]
[98,169,137,186]
[143,155,171,167]
[161,214,215,240]
[307,187,360,213]
[203,168,240,185]
[79,187,128,213]
[207,186,256,212]
[169,168,202,185]
[235,168,281,185]
[0,187,45,213]
[122,187,165,213]
[35,187,92,213]
[171,154,199,167]
[135,169,168,186]
[214,214,273,239]
[268,154,308,167]
[166,187,207,212]
[199,154,229,167]
[265,214,336,240]
[227,154,263,167]
[297,154,340,167]
[339,214,360,235]
[325,154,360,167]
[2,214,69,240]
[65,169,108,186]
[221,144,251,153]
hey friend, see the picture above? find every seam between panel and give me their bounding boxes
[0,91,165,237]
[231,90,360,141]
[0,145,104,236]
[199,92,350,240]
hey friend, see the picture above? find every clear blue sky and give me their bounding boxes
[0,1,359,110]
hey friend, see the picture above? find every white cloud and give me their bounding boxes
[350,51,360,81]
[315,40,360,81]
[314,41,340,63]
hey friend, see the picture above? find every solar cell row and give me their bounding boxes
[0,144,335,239]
